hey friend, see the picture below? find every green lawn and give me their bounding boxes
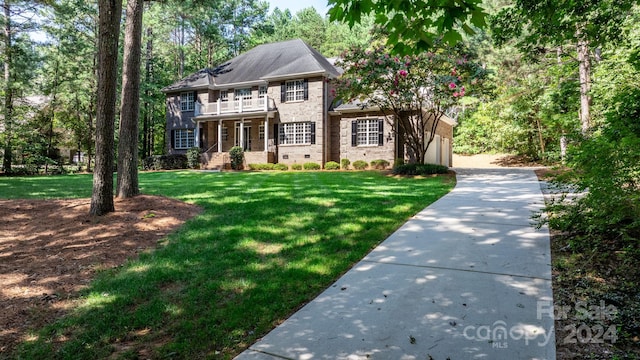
[2,170,454,359]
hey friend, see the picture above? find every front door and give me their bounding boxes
[235,123,251,151]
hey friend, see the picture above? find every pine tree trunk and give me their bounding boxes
[142,27,151,158]
[116,0,143,199]
[3,1,13,173]
[90,0,122,216]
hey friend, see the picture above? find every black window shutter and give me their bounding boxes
[280,83,286,103]
[310,122,316,144]
[192,91,197,102]
[351,121,357,147]
[378,119,384,146]
[171,130,176,148]
[274,123,279,145]
[303,79,309,100]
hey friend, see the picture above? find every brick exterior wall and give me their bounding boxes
[272,76,326,166]
[330,113,396,167]
[166,90,208,154]
[329,110,454,167]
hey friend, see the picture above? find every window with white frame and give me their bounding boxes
[259,85,267,97]
[220,90,229,102]
[235,88,252,100]
[285,79,305,102]
[259,124,265,140]
[180,92,195,111]
[356,119,381,146]
[222,126,228,141]
[173,129,195,149]
[279,122,311,145]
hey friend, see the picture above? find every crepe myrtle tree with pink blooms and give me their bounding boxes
[333,43,488,164]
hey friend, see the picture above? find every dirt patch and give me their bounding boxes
[0,195,202,354]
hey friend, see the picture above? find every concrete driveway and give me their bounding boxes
[235,168,556,360]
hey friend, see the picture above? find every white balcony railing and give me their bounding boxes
[195,95,273,116]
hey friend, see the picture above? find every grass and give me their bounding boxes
[1,170,455,359]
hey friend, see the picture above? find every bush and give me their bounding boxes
[248,163,275,170]
[394,158,405,167]
[229,146,244,170]
[303,162,321,170]
[291,163,302,170]
[370,159,390,170]
[186,147,202,169]
[273,163,289,171]
[392,163,449,175]
[324,161,340,170]
[544,88,640,245]
[352,160,368,170]
[143,154,188,170]
[341,158,351,169]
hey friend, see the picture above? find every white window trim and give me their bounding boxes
[259,124,265,140]
[285,79,305,102]
[357,119,380,146]
[174,129,195,149]
[279,122,311,145]
[180,92,195,112]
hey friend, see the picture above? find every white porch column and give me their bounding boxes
[217,120,223,152]
[264,116,269,152]
[194,122,200,148]
[239,120,245,150]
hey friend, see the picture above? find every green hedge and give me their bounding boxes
[248,163,275,170]
[291,163,303,170]
[248,163,289,171]
[229,146,244,170]
[186,147,202,169]
[324,161,340,170]
[370,159,390,170]
[143,154,188,170]
[392,163,449,175]
[352,160,368,170]
[341,158,351,169]
[303,162,321,170]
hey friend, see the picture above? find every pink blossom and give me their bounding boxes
[453,92,460,97]
[376,59,383,65]
[448,82,457,90]
[451,68,457,76]
[399,70,408,77]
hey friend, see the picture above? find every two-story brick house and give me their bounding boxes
[162,39,454,169]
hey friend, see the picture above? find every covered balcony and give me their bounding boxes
[194,96,276,116]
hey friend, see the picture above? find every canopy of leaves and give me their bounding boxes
[328,0,487,54]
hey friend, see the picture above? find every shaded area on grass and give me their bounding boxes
[5,171,454,359]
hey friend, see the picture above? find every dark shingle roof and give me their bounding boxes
[162,39,339,93]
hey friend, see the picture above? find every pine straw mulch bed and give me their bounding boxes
[0,195,202,355]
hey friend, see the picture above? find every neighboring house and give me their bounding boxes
[162,39,454,169]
